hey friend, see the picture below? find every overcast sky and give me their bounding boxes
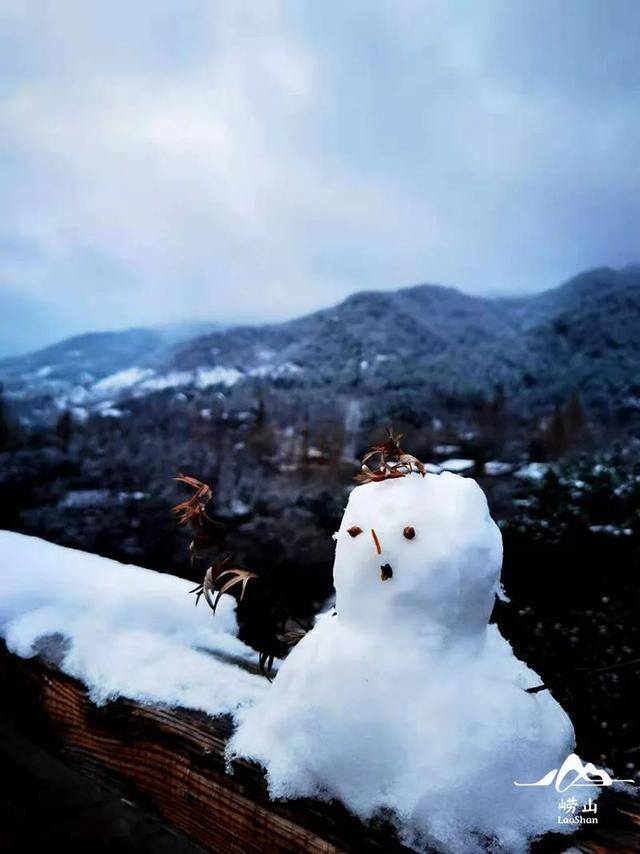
[1,1,639,356]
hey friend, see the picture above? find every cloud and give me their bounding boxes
[1,0,639,353]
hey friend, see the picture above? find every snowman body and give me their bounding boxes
[230,472,583,852]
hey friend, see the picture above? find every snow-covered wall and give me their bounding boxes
[0,531,266,714]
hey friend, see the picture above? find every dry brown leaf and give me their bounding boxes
[211,567,259,613]
[171,474,214,526]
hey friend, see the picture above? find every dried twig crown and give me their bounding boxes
[356,428,426,484]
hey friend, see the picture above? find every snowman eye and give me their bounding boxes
[347,525,363,538]
[403,526,416,540]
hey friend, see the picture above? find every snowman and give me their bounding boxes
[229,435,590,852]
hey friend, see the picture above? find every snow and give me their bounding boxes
[248,362,302,380]
[230,498,251,516]
[0,531,266,715]
[87,365,243,402]
[195,366,243,388]
[433,444,461,455]
[515,462,551,481]
[92,366,154,394]
[439,457,474,473]
[49,359,300,416]
[71,406,89,423]
[229,472,589,852]
[138,370,192,392]
[589,524,633,537]
[58,489,110,509]
[484,460,515,476]
[68,384,89,404]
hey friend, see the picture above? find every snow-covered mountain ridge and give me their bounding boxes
[3,265,640,423]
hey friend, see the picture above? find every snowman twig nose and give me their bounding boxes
[371,528,382,555]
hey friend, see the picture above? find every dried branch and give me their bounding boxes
[189,555,230,609]
[190,557,258,614]
[526,655,640,694]
[213,568,259,611]
[173,473,310,682]
[171,474,215,526]
[259,651,276,681]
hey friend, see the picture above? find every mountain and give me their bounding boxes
[0,321,225,422]
[2,266,640,424]
[169,264,640,416]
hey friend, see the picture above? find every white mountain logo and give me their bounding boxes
[514,753,635,792]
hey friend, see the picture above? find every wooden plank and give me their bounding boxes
[0,643,638,853]
[0,712,205,853]
[0,643,408,853]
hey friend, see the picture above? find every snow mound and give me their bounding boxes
[0,531,266,715]
[439,458,474,473]
[229,472,590,852]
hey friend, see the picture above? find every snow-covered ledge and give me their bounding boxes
[0,530,265,714]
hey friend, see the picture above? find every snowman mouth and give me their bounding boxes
[380,563,393,581]
[370,529,393,580]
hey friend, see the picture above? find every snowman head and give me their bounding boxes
[333,471,503,641]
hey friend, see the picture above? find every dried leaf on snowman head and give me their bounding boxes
[356,428,426,484]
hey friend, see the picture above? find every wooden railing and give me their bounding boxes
[0,641,637,853]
